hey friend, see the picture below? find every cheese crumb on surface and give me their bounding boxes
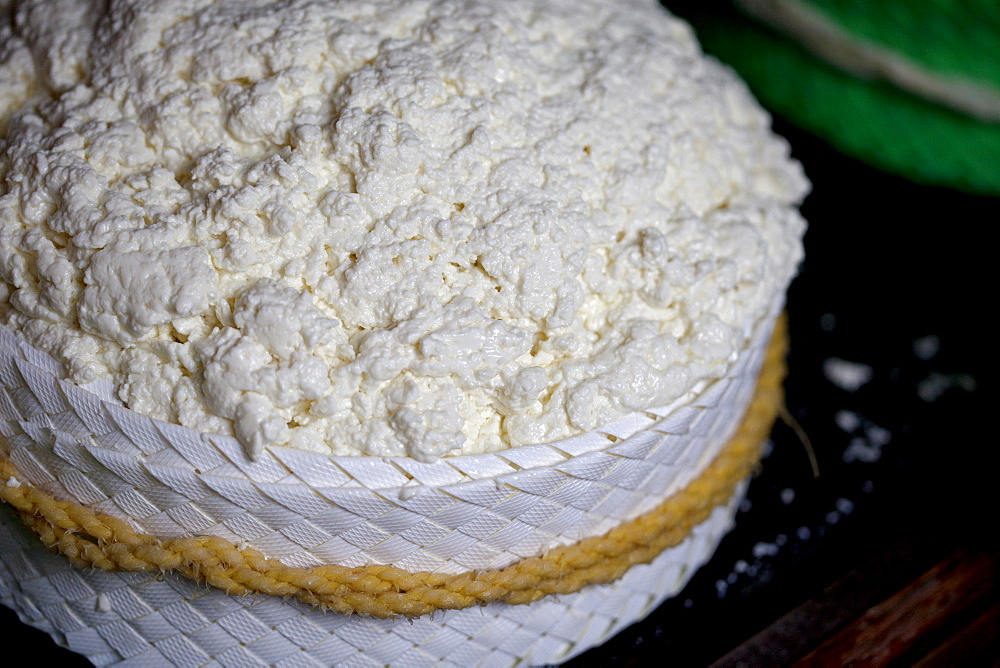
[823,358,873,392]
[917,372,976,402]
[95,593,112,613]
[913,335,940,361]
[834,409,861,433]
[0,0,806,460]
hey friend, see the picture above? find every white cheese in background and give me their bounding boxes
[0,0,807,460]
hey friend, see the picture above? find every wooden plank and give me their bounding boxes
[912,600,1000,668]
[711,536,943,667]
[793,548,998,667]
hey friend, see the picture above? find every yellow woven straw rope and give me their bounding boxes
[0,317,786,618]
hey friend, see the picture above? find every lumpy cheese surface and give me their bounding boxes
[0,0,806,460]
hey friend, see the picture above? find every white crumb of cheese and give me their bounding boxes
[834,409,861,433]
[913,335,940,361]
[823,358,873,392]
[95,593,112,613]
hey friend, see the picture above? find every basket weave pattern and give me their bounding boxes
[0,309,785,665]
[0,491,745,666]
[0,312,775,575]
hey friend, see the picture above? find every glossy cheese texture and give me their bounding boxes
[0,0,806,459]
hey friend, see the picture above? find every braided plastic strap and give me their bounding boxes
[738,0,1000,122]
[0,317,785,619]
[774,0,1000,93]
[688,3,1000,194]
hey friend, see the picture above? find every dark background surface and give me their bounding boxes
[0,4,994,666]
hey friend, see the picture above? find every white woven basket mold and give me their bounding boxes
[0,482,746,667]
[0,304,780,573]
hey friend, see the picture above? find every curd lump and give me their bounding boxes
[0,0,807,460]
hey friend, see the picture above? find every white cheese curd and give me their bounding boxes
[0,0,807,460]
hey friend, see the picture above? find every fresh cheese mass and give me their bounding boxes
[0,0,805,460]
[0,1,807,665]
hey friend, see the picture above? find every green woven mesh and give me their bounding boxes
[687,8,1000,194]
[801,0,1000,91]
